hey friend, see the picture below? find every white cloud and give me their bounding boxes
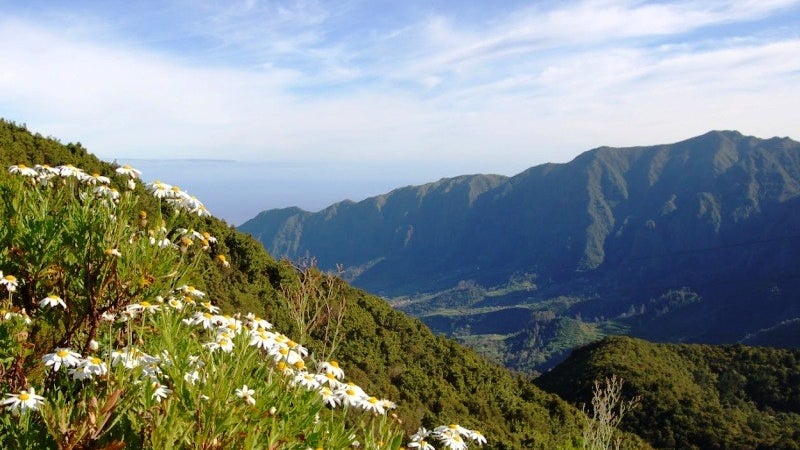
[0,0,798,174]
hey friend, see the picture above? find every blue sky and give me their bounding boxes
[1,1,799,222]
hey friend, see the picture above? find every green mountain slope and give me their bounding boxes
[240,131,800,371]
[0,119,616,449]
[536,336,800,449]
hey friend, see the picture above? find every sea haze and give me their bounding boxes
[115,158,483,225]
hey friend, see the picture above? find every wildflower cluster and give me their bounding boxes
[408,425,487,450]
[147,179,210,216]
[180,297,398,415]
[0,162,487,449]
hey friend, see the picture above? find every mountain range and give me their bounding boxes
[240,130,800,371]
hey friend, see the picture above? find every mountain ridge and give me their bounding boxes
[240,130,800,371]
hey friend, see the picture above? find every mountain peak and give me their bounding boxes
[239,130,800,372]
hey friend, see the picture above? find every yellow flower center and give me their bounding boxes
[330,361,339,368]
[279,347,288,356]
[90,357,102,364]
[294,360,305,370]
[141,301,151,308]
[346,389,356,396]
[19,392,29,401]
[368,397,378,404]
[4,275,16,282]
[277,361,286,371]
[204,313,213,319]
[326,372,335,380]
[57,350,69,358]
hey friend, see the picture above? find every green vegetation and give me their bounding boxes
[536,336,800,449]
[397,283,627,373]
[0,119,643,449]
[0,158,409,448]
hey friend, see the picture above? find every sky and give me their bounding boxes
[1,0,799,223]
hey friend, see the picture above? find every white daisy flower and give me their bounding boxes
[151,382,172,402]
[43,348,82,372]
[84,173,110,185]
[318,361,345,380]
[56,164,86,179]
[39,294,67,309]
[335,383,368,409]
[8,164,38,177]
[2,387,45,413]
[360,396,386,415]
[235,385,256,405]
[319,386,340,408]
[0,274,20,292]
[184,370,201,385]
[177,285,206,298]
[294,371,321,390]
[115,165,142,178]
[148,181,173,199]
[93,185,120,200]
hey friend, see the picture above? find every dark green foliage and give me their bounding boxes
[0,118,605,449]
[537,336,800,450]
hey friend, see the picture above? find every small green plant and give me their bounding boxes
[0,163,487,449]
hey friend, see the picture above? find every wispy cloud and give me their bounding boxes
[0,0,798,173]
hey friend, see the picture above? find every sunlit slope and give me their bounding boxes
[0,118,629,449]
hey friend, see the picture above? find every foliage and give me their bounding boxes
[0,161,409,449]
[0,119,602,449]
[537,336,800,450]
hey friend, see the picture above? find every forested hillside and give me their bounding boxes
[536,336,800,449]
